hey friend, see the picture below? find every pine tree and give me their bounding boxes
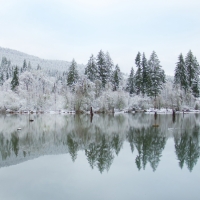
[174,53,188,92]
[185,50,200,96]
[111,64,121,91]
[134,52,142,95]
[11,66,19,91]
[146,51,165,99]
[126,67,135,94]
[0,74,4,86]
[185,50,195,87]
[28,61,32,71]
[96,50,107,88]
[0,57,12,85]
[105,52,114,81]
[37,64,41,70]
[21,59,27,72]
[141,53,149,96]
[85,54,97,82]
[6,72,9,80]
[67,59,79,87]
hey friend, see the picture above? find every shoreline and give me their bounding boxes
[1,108,200,115]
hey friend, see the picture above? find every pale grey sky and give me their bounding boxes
[0,0,200,75]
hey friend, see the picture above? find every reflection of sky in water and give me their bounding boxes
[0,114,199,200]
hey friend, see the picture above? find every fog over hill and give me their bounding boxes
[0,46,85,73]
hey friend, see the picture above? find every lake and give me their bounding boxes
[0,113,199,200]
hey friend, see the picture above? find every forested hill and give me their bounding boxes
[0,46,85,72]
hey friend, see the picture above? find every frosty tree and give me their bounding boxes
[105,52,114,81]
[37,64,42,70]
[67,59,79,87]
[0,57,12,85]
[134,52,142,95]
[174,53,188,92]
[146,51,165,100]
[126,67,135,94]
[11,66,19,91]
[141,53,149,97]
[96,50,110,88]
[21,59,27,73]
[85,54,97,82]
[27,61,32,71]
[185,50,200,97]
[111,64,121,91]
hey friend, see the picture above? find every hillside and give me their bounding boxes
[0,46,85,72]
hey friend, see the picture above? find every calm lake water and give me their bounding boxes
[0,113,199,200]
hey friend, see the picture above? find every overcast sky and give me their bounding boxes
[0,0,200,75]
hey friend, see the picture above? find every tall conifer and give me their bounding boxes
[146,51,165,99]
[126,67,135,94]
[67,59,79,87]
[11,66,19,91]
[96,50,107,88]
[85,54,97,82]
[174,53,188,92]
[134,52,142,95]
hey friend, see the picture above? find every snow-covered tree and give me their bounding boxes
[67,59,79,87]
[0,57,12,85]
[126,67,135,94]
[21,59,27,73]
[27,61,32,71]
[85,54,97,82]
[146,51,165,100]
[105,51,114,81]
[19,71,34,91]
[37,64,42,70]
[111,64,122,91]
[11,66,19,91]
[185,50,200,97]
[134,52,142,95]
[141,53,149,96]
[174,53,188,92]
[96,50,109,88]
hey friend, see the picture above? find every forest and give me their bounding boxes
[0,49,199,113]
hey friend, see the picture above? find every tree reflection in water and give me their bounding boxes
[0,113,199,173]
[174,127,200,171]
[127,126,166,171]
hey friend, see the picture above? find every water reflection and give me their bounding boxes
[129,126,167,171]
[0,113,199,173]
[174,127,200,171]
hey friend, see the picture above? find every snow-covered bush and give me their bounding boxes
[128,95,151,110]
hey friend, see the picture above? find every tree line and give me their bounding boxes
[0,49,199,111]
[67,49,199,98]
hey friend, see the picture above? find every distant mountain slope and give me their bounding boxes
[0,47,85,73]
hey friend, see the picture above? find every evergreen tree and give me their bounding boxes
[11,66,19,91]
[191,71,200,97]
[0,57,12,85]
[85,54,97,82]
[174,53,188,92]
[185,50,200,97]
[21,59,27,72]
[6,72,9,80]
[105,52,114,81]
[67,59,79,87]
[37,64,41,70]
[27,61,32,71]
[134,52,142,95]
[146,51,165,99]
[141,53,149,96]
[126,67,135,94]
[96,50,109,88]
[111,64,121,91]
[0,74,4,86]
